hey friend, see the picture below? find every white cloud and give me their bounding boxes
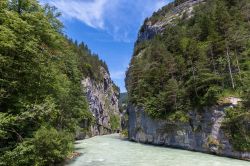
[40,0,170,42]
[47,0,108,29]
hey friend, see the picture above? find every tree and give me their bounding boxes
[126,0,250,119]
[0,0,102,164]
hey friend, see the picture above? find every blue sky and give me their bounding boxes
[40,0,172,92]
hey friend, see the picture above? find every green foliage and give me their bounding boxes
[0,127,73,166]
[110,114,120,131]
[223,107,250,152]
[120,129,128,138]
[199,85,222,106]
[242,71,250,108]
[168,110,189,123]
[0,0,108,164]
[126,0,250,120]
[0,113,17,140]
[77,42,109,83]
[119,92,128,110]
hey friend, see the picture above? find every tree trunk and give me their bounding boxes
[234,48,242,82]
[226,45,235,89]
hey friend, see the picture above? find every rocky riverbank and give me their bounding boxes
[128,102,250,160]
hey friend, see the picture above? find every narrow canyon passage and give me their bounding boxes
[67,134,249,166]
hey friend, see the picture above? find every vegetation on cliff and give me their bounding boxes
[0,0,109,165]
[223,106,250,152]
[126,0,250,150]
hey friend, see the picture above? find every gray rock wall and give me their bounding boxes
[137,0,205,43]
[76,67,120,139]
[128,105,250,160]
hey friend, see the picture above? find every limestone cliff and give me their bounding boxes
[138,0,205,43]
[128,102,250,160]
[76,67,120,139]
[127,0,250,160]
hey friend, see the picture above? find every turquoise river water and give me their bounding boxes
[67,134,249,166]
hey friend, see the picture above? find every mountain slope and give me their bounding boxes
[126,0,250,160]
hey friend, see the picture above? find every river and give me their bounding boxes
[67,134,249,166]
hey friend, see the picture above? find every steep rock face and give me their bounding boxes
[138,0,205,43]
[127,0,250,160]
[76,67,120,139]
[128,104,250,160]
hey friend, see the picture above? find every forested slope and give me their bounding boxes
[126,0,250,153]
[0,0,112,165]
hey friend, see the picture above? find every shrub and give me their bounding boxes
[223,108,250,152]
[1,127,73,166]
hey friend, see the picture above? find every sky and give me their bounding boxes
[40,0,172,92]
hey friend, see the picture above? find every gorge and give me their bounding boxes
[0,0,250,165]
